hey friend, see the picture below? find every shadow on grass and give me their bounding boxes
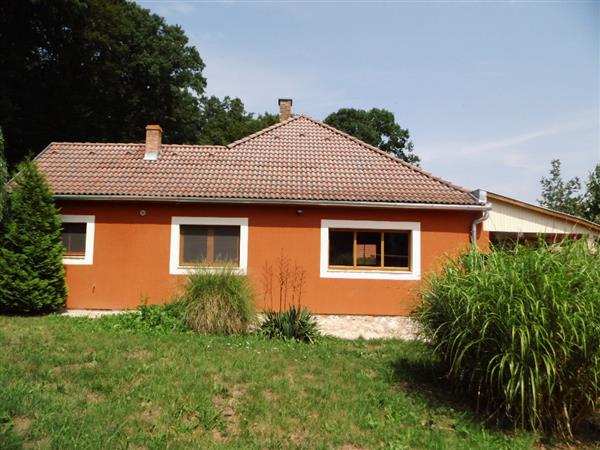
[391,346,600,448]
[391,347,478,418]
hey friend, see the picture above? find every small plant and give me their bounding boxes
[414,238,600,438]
[260,252,306,311]
[259,305,320,343]
[92,301,188,333]
[179,268,255,335]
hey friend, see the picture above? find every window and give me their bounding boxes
[62,223,87,257]
[61,215,95,265]
[328,230,410,270]
[170,217,248,275]
[180,225,240,267]
[320,219,420,280]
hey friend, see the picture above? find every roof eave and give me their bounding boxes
[53,194,490,211]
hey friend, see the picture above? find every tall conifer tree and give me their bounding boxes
[0,160,66,313]
[0,127,7,224]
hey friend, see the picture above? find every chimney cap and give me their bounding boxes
[146,124,163,132]
[278,98,293,106]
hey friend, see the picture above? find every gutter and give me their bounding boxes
[53,194,492,211]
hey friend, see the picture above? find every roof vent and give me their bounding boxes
[144,124,163,160]
[278,98,292,122]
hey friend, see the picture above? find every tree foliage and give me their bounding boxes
[0,128,7,224]
[583,164,600,224]
[0,160,66,313]
[324,108,420,164]
[0,0,206,165]
[538,159,584,217]
[197,96,278,146]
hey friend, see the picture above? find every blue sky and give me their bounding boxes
[138,0,599,203]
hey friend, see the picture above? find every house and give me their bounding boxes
[35,99,491,316]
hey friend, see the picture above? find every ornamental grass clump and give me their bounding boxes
[179,269,255,335]
[415,239,600,438]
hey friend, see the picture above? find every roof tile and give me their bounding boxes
[35,115,479,205]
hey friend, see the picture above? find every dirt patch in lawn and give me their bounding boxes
[127,350,152,360]
[24,437,50,449]
[86,391,106,404]
[140,400,161,426]
[14,416,32,435]
[50,360,98,374]
[213,383,247,437]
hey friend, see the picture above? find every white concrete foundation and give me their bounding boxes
[60,309,419,340]
[314,315,419,340]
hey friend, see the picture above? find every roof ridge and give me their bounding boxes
[293,115,477,199]
[227,115,301,149]
[49,142,143,146]
[162,144,226,149]
[47,141,226,149]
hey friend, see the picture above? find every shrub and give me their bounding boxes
[91,302,189,333]
[414,239,600,438]
[179,269,255,335]
[0,160,66,314]
[260,306,320,343]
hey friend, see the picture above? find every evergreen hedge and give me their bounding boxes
[0,160,66,313]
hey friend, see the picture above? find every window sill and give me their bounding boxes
[63,255,92,266]
[321,268,420,280]
[171,266,246,276]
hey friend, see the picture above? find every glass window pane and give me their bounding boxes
[213,226,240,265]
[181,225,208,264]
[62,222,86,255]
[329,231,354,266]
[384,232,410,268]
[356,231,381,266]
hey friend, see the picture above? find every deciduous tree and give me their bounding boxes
[584,164,600,224]
[538,159,584,217]
[0,0,206,166]
[324,108,420,164]
[197,96,278,146]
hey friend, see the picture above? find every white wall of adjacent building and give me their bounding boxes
[484,199,598,236]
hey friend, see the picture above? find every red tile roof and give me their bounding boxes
[35,115,481,206]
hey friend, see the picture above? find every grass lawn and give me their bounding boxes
[0,315,536,449]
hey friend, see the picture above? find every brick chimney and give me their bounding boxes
[144,124,163,160]
[278,98,293,122]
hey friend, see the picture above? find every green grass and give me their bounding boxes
[0,315,537,449]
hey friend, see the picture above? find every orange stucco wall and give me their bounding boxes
[58,201,488,316]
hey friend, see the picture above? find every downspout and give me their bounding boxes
[469,189,490,247]
[471,210,489,246]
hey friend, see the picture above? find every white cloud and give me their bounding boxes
[420,111,599,203]
[425,112,597,162]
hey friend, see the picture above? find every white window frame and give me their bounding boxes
[61,214,95,265]
[320,219,421,280]
[170,216,249,275]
